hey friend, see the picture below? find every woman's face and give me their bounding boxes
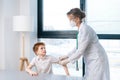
[67,14,76,21]
[67,14,80,27]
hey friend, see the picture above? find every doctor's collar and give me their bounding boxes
[78,22,84,31]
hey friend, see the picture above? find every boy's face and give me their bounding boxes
[37,45,46,56]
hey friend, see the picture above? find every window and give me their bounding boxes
[37,0,84,38]
[43,0,80,31]
[86,0,120,79]
[99,40,120,80]
[86,0,120,39]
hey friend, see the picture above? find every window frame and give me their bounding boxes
[37,0,120,39]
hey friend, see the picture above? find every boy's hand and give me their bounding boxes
[59,55,68,60]
[29,71,38,76]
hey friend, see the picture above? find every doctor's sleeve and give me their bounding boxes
[68,30,91,62]
[67,47,76,57]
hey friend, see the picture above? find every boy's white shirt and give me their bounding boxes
[30,55,59,74]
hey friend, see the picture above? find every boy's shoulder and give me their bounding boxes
[46,55,56,57]
[46,55,57,59]
[31,56,39,60]
[45,54,53,56]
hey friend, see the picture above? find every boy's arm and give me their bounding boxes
[62,65,70,76]
[50,56,60,63]
[50,56,70,75]
[26,64,38,76]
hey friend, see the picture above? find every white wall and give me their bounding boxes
[0,19,4,69]
[0,0,37,70]
[29,0,38,60]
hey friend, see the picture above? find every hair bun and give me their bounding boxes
[81,11,85,19]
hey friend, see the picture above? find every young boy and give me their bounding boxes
[26,42,69,76]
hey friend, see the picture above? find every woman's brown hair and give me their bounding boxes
[67,8,85,20]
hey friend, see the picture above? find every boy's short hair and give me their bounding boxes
[33,42,45,55]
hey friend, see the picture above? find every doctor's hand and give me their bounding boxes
[59,55,68,61]
[59,59,70,65]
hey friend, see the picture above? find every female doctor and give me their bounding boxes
[59,8,110,80]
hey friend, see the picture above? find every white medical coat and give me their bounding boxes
[67,22,110,80]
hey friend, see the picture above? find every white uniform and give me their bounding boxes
[67,22,110,80]
[30,55,59,74]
